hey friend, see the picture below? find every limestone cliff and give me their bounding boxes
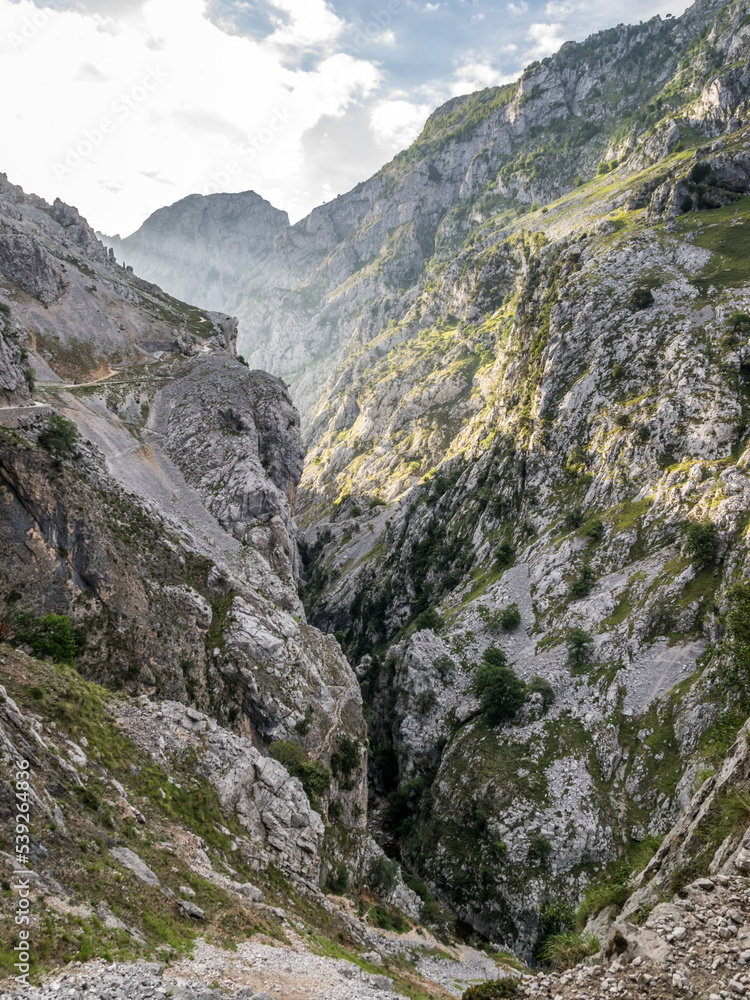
[285,0,750,957]
[230,0,748,418]
[0,173,368,835]
[101,191,289,313]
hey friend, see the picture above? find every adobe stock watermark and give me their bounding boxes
[350,1,403,53]
[202,103,294,195]
[12,758,33,985]
[52,67,169,182]
[6,0,105,51]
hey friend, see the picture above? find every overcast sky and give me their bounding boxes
[0,0,690,236]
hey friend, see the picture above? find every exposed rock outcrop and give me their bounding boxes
[102,191,289,312]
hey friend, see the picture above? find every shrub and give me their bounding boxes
[495,542,516,570]
[690,161,712,184]
[500,603,521,630]
[527,676,555,710]
[349,505,362,518]
[635,425,651,444]
[629,286,654,311]
[611,362,625,379]
[38,414,79,457]
[268,740,331,800]
[728,312,750,336]
[474,648,526,725]
[333,630,347,650]
[462,980,518,999]
[330,734,360,783]
[613,413,631,429]
[535,898,576,959]
[236,354,249,367]
[564,506,585,530]
[574,175,584,187]
[412,606,444,633]
[719,583,750,707]
[566,627,593,667]
[367,904,409,933]
[528,833,553,862]
[12,611,79,662]
[325,862,349,895]
[570,563,596,598]
[416,689,438,714]
[539,931,599,970]
[683,519,718,565]
[585,519,605,543]
[681,194,694,213]
[597,161,611,175]
[372,855,398,894]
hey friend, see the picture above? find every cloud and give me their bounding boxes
[450,61,517,98]
[0,0,382,233]
[140,169,175,185]
[544,1,584,15]
[0,0,696,237]
[525,21,566,59]
[73,61,111,81]
[370,98,432,146]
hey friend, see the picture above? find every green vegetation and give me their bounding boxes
[371,855,399,893]
[527,676,555,711]
[538,931,599,970]
[528,834,553,862]
[10,611,79,662]
[500,603,521,630]
[569,563,596,599]
[38,414,79,457]
[683,519,718,566]
[268,740,332,801]
[330,734,361,789]
[325,862,349,895]
[577,836,661,923]
[566,628,593,668]
[719,583,750,708]
[473,647,526,725]
[462,980,518,999]
[495,542,516,570]
[629,286,655,311]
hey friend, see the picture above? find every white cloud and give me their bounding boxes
[424,3,440,10]
[0,0,381,233]
[507,2,528,14]
[526,21,566,59]
[370,99,432,147]
[450,62,517,98]
[544,0,583,15]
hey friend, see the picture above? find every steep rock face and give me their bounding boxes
[0,175,369,830]
[0,172,237,385]
[0,304,31,406]
[294,25,750,957]
[231,0,748,419]
[116,698,326,874]
[102,191,289,312]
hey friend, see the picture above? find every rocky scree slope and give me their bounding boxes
[290,0,750,962]
[0,645,488,999]
[228,0,745,418]
[0,174,379,864]
[101,191,289,314]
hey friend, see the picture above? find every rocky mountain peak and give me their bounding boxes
[101,189,290,313]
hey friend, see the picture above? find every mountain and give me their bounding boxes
[227,0,743,416]
[101,190,289,313]
[4,0,750,993]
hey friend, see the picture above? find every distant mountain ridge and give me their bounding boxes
[101,190,289,313]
